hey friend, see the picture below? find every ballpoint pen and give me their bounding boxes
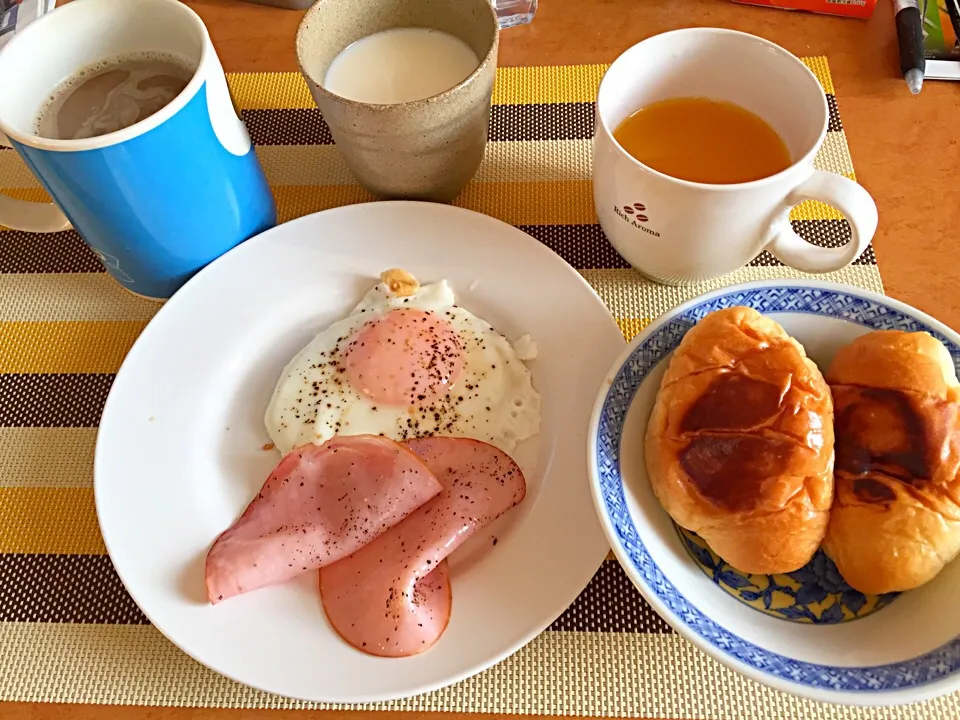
[949,0,960,44]
[895,0,926,94]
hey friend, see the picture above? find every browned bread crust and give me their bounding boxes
[823,330,960,594]
[644,306,835,574]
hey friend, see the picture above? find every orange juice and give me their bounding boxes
[612,97,792,185]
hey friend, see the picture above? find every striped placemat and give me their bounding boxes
[0,60,953,719]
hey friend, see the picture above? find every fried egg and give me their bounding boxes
[265,272,541,456]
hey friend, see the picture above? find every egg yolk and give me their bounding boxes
[341,309,464,406]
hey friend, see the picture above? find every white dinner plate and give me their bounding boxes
[95,201,624,703]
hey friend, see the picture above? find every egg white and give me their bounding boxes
[265,278,541,456]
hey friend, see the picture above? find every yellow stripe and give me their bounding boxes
[455,179,595,225]
[273,179,851,228]
[615,317,651,341]
[0,487,104,554]
[801,56,835,95]
[227,66,606,109]
[789,172,857,221]
[273,184,373,223]
[492,64,607,105]
[226,67,609,109]
[789,199,845,222]
[274,180,598,226]
[0,321,146,373]
[0,186,49,203]
[493,58,835,104]
[227,72,315,110]
[226,58,833,110]
[0,150,41,189]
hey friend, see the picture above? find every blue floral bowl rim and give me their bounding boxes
[586,279,960,707]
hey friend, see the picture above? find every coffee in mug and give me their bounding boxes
[613,97,792,185]
[36,52,192,140]
[0,0,276,300]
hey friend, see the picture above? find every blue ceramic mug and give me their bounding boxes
[0,0,276,300]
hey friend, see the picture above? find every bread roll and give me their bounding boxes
[822,330,960,594]
[644,307,834,574]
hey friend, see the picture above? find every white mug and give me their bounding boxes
[593,28,878,285]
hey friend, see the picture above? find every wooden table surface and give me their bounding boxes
[5,0,960,718]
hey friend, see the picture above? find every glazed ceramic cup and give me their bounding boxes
[296,0,499,203]
[593,28,879,286]
[0,0,275,300]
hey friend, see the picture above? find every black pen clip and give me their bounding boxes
[947,0,960,47]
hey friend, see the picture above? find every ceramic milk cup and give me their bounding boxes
[296,0,499,203]
[593,29,879,286]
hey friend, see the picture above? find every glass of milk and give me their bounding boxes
[296,0,499,203]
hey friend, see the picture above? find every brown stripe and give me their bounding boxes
[549,559,671,633]
[241,108,333,146]
[1,222,627,273]
[0,222,624,273]
[0,554,146,624]
[488,102,594,142]
[0,222,875,276]
[0,553,669,632]
[858,247,878,265]
[0,230,102,274]
[518,225,628,269]
[0,221,874,280]
[241,103,597,146]
[524,221,876,269]
[0,374,113,427]
[749,220,876,267]
[792,218,854,250]
[827,94,842,132]
[238,100,838,146]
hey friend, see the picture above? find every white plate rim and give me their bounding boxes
[94,201,624,703]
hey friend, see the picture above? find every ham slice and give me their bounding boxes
[319,436,526,657]
[205,435,442,604]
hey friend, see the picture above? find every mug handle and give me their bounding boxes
[766,170,878,274]
[0,131,72,233]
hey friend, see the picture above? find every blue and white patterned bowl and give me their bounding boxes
[587,280,960,706]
